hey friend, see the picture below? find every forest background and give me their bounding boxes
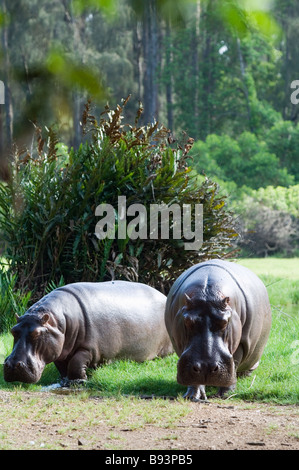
[0,0,298,260]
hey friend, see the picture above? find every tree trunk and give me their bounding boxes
[133,20,143,102]
[0,106,3,156]
[1,0,14,148]
[0,0,13,180]
[191,1,201,133]
[72,90,82,149]
[142,0,159,124]
[165,17,173,131]
[62,0,83,149]
[237,37,253,132]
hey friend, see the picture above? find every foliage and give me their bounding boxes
[238,185,299,218]
[265,120,299,183]
[0,1,290,148]
[161,5,282,140]
[189,131,294,189]
[233,185,299,257]
[0,98,237,297]
[0,271,31,332]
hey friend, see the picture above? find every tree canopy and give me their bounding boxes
[0,0,298,263]
[0,0,298,187]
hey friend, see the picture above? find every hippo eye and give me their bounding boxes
[183,313,197,328]
[215,318,229,331]
[30,328,43,341]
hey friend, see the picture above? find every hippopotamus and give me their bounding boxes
[4,280,173,384]
[165,259,272,400]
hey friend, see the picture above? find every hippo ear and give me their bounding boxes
[41,313,50,325]
[15,313,20,322]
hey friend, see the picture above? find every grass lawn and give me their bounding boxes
[233,258,299,403]
[0,258,298,404]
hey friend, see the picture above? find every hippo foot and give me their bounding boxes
[213,385,236,398]
[59,377,87,388]
[183,385,207,402]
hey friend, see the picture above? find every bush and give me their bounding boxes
[265,121,299,183]
[234,185,299,257]
[0,97,237,297]
[0,271,32,332]
[189,131,294,189]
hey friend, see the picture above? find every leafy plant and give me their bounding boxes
[0,270,32,332]
[0,97,237,298]
[189,132,294,190]
[233,185,299,257]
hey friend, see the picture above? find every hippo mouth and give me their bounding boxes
[3,358,44,384]
[177,356,236,388]
[177,369,236,388]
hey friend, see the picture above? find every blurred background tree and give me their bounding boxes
[0,0,289,153]
[0,0,298,261]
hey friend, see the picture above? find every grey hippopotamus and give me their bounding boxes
[165,259,272,400]
[4,281,173,384]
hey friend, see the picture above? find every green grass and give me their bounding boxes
[233,258,299,404]
[0,258,298,404]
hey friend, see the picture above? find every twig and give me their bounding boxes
[248,374,256,389]
[225,374,256,400]
[271,304,293,318]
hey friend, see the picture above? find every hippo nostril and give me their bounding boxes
[212,364,219,372]
[192,363,201,373]
[4,358,12,369]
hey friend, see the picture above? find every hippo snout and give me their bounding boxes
[192,360,220,375]
[4,357,25,371]
[177,350,235,388]
[3,355,43,383]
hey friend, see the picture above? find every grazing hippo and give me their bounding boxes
[4,281,173,384]
[165,260,271,400]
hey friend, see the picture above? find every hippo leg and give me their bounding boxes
[66,349,92,381]
[54,360,86,387]
[237,361,260,378]
[183,385,207,401]
[215,385,236,398]
[54,360,68,380]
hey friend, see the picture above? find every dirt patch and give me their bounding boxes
[0,390,298,450]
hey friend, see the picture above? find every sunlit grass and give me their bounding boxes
[1,258,298,404]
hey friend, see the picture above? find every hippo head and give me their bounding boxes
[4,310,64,384]
[176,292,242,389]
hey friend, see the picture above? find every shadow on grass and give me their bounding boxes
[0,361,186,398]
[1,360,298,405]
[86,375,187,399]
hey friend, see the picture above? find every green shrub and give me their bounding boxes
[0,270,32,332]
[265,120,299,183]
[233,185,299,257]
[190,131,294,189]
[0,97,237,297]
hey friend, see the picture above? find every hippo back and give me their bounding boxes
[47,280,173,362]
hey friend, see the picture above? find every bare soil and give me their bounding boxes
[0,390,298,451]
